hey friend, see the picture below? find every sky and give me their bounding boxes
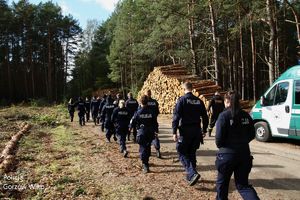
[9,0,119,28]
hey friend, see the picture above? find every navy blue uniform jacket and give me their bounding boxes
[215,108,255,154]
[77,101,86,114]
[68,103,75,113]
[111,107,130,129]
[84,100,91,112]
[172,92,208,135]
[125,98,139,117]
[130,106,159,134]
[99,98,106,114]
[101,102,116,125]
[207,95,225,118]
[147,98,159,117]
[90,99,99,113]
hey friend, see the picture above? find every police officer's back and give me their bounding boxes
[215,91,259,200]
[145,90,159,117]
[90,96,99,124]
[207,91,225,136]
[84,97,91,122]
[101,96,115,126]
[101,95,116,142]
[68,98,75,122]
[77,97,86,126]
[98,94,107,129]
[112,102,130,130]
[112,100,130,157]
[125,92,138,117]
[126,92,139,141]
[130,95,158,173]
[172,82,208,186]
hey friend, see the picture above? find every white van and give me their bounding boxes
[251,65,300,142]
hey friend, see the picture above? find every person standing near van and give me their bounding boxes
[172,82,208,186]
[215,91,260,200]
[207,91,225,137]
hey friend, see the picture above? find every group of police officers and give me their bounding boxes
[68,82,259,200]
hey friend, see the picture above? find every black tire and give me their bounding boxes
[254,121,272,142]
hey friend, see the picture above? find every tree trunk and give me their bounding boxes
[188,0,198,75]
[64,37,69,98]
[284,0,300,45]
[266,0,276,86]
[28,37,35,98]
[239,10,245,100]
[250,14,257,101]
[208,0,220,85]
[5,41,12,101]
[226,20,234,90]
[47,29,53,101]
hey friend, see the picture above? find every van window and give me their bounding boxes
[265,85,277,106]
[274,82,289,105]
[295,80,300,104]
[265,82,289,106]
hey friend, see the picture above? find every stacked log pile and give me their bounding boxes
[138,64,251,114]
[0,122,31,174]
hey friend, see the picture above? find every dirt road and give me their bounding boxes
[2,108,300,199]
[75,114,300,199]
[158,115,300,200]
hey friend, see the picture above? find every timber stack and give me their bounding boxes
[138,64,251,114]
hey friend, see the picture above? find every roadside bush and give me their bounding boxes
[29,98,49,107]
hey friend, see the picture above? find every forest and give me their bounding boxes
[1,0,300,103]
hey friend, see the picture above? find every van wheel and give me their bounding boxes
[255,122,272,142]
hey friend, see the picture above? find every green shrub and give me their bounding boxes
[29,98,49,107]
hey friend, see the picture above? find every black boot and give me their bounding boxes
[123,150,128,158]
[113,135,117,141]
[142,163,149,173]
[156,150,161,158]
[208,129,212,137]
[189,173,201,186]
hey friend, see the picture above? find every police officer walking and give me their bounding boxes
[77,97,86,126]
[67,98,75,122]
[112,100,130,157]
[145,90,161,158]
[99,94,107,131]
[172,82,208,186]
[101,95,117,142]
[90,96,99,125]
[114,93,122,107]
[215,91,260,200]
[130,95,159,173]
[125,92,139,142]
[207,91,225,137]
[85,97,91,122]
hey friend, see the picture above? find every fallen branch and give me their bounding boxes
[0,122,32,174]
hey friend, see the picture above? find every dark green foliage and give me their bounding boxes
[0,0,81,103]
[1,0,299,101]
